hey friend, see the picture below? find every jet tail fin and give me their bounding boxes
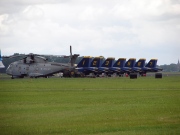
[135,58,146,68]
[90,56,105,67]
[113,58,126,68]
[0,50,5,68]
[101,57,115,67]
[125,58,136,68]
[77,56,93,67]
[145,59,157,68]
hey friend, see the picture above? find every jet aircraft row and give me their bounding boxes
[76,56,163,77]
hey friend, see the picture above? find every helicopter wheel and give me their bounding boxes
[11,76,14,79]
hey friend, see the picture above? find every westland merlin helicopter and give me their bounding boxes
[4,46,79,79]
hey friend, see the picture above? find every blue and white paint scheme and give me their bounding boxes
[0,50,5,68]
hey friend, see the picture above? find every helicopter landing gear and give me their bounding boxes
[11,76,14,79]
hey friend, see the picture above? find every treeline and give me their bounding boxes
[159,64,180,72]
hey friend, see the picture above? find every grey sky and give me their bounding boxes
[0,0,180,65]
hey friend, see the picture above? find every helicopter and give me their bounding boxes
[4,46,79,79]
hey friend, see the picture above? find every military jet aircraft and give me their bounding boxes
[76,56,105,76]
[139,59,163,75]
[76,56,95,76]
[129,58,146,73]
[126,58,162,76]
[0,50,5,68]
[108,58,126,76]
[118,58,136,75]
[101,58,140,77]
[4,46,79,79]
[97,57,115,76]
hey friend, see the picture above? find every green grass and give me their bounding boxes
[0,76,180,135]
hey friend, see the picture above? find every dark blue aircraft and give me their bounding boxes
[97,57,115,76]
[76,56,104,76]
[119,58,136,75]
[76,57,162,77]
[90,56,105,70]
[76,56,94,75]
[108,58,126,75]
[140,59,163,75]
[130,58,146,73]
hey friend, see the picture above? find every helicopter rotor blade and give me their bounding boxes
[41,54,66,57]
[3,54,25,59]
[2,46,78,60]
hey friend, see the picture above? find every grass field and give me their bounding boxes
[0,75,180,135]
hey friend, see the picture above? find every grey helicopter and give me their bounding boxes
[4,46,79,79]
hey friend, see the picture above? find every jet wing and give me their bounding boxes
[109,67,121,72]
[98,67,109,72]
[76,67,98,72]
[131,67,141,72]
[121,67,131,73]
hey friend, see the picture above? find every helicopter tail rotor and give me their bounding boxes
[69,45,78,67]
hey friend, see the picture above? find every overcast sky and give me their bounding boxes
[0,0,180,65]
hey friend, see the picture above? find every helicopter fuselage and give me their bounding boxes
[6,58,73,78]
